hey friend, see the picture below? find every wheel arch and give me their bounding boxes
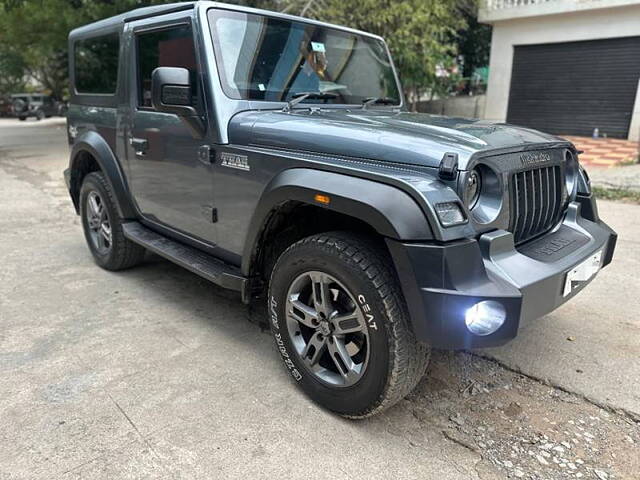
[68,130,136,219]
[241,168,433,280]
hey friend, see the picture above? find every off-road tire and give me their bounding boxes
[80,172,145,271]
[268,231,430,418]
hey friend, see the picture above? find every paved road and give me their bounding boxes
[1,118,638,479]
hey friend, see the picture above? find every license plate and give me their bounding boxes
[563,250,603,297]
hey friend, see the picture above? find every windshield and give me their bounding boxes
[208,9,401,106]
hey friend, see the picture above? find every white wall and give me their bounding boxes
[417,95,486,119]
[484,4,640,140]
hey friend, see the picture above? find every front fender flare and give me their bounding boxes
[68,130,136,219]
[241,168,433,274]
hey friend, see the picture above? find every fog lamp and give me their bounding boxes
[464,301,506,336]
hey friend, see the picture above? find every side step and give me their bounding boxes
[122,222,247,293]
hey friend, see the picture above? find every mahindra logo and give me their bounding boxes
[520,152,551,166]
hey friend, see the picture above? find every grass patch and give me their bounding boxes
[593,186,640,204]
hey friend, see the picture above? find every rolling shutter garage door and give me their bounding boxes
[507,37,640,139]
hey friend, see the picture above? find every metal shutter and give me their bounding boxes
[507,36,640,139]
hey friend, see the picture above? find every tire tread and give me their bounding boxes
[272,231,430,419]
[81,172,145,271]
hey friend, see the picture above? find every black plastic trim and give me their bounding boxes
[241,168,433,275]
[68,130,137,219]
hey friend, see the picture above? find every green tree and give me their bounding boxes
[0,0,167,97]
[0,0,469,106]
[290,0,465,109]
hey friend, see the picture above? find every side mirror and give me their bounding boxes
[151,66,204,138]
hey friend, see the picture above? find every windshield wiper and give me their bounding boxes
[283,91,339,112]
[362,97,398,109]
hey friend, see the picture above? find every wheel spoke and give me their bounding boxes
[328,337,358,382]
[287,297,319,328]
[310,272,332,316]
[95,229,105,249]
[301,332,327,367]
[88,194,101,217]
[330,310,365,335]
[100,223,111,242]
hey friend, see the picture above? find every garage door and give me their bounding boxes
[507,36,640,139]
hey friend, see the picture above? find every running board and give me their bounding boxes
[122,222,247,293]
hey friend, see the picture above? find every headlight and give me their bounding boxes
[464,169,481,209]
[565,150,579,198]
[462,165,502,224]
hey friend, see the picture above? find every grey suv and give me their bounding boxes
[11,93,57,120]
[64,2,617,418]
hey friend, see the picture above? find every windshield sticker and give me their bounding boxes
[258,83,266,91]
[311,42,326,53]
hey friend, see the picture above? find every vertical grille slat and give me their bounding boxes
[510,164,563,244]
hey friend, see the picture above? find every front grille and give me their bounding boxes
[510,165,563,244]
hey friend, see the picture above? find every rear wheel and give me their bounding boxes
[18,116,26,121]
[80,172,145,271]
[268,232,430,418]
[36,110,44,120]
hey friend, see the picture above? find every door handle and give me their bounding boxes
[129,137,149,155]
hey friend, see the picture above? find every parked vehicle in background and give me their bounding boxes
[64,2,617,418]
[11,93,57,120]
[0,96,13,117]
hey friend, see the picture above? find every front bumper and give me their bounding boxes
[387,195,617,349]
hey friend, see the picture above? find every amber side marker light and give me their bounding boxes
[314,193,331,205]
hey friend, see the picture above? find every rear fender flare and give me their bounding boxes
[69,130,136,219]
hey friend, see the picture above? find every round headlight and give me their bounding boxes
[463,164,502,224]
[465,169,482,209]
[565,150,579,198]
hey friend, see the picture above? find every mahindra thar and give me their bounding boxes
[64,2,617,418]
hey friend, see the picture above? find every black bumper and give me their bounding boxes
[388,197,617,349]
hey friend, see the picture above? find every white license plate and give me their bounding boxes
[563,250,603,297]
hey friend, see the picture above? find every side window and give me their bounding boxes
[136,25,199,109]
[75,34,120,94]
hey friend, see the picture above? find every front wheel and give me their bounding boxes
[36,110,44,120]
[268,232,430,418]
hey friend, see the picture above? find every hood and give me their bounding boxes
[228,109,569,170]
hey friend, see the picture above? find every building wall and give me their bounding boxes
[416,95,486,119]
[484,4,640,140]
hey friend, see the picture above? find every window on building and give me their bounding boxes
[136,25,199,109]
[75,34,120,94]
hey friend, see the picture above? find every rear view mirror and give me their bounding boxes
[151,66,204,138]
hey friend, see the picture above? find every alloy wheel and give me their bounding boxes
[85,190,112,255]
[285,271,370,387]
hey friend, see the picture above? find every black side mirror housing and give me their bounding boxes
[151,66,205,138]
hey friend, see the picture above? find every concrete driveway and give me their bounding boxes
[1,118,638,479]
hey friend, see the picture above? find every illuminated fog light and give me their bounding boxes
[465,301,506,336]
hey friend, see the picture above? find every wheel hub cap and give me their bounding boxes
[318,320,331,336]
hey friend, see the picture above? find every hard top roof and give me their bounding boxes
[69,1,382,41]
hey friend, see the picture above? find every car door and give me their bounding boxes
[125,18,217,245]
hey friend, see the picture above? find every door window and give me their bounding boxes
[136,25,199,109]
